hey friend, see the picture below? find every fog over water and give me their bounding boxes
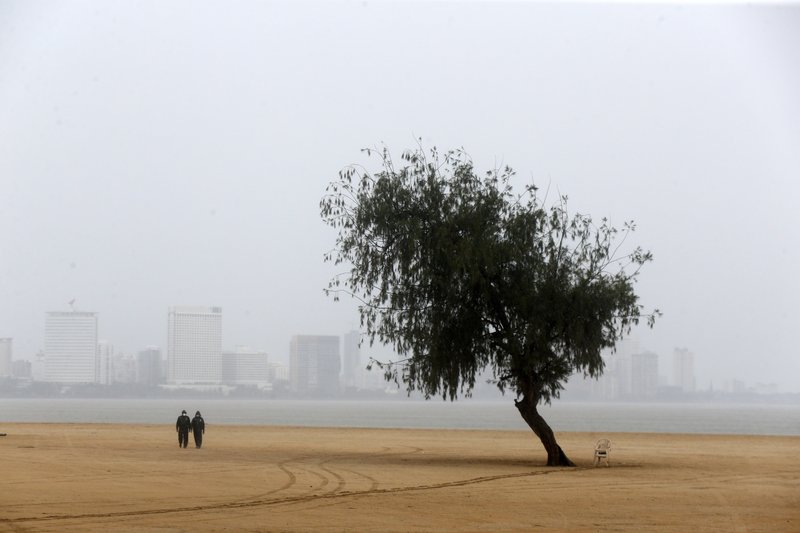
[1,2,799,392]
[2,398,799,436]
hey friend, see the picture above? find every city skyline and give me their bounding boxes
[0,302,787,394]
[0,303,789,399]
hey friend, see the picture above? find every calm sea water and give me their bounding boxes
[1,399,798,436]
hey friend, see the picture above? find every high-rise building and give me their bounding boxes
[44,311,98,383]
[267,362,289,384]
[167,306,223,384]
[31,350,45,381]
[342,330,361,389]
[290,335,341,395]
[96,340,114,385]
[137,346,162,386]
[591,337,651,400]
[112,353,137,383]
[0,338,11,377]
[11,359,31,379]
[593,349,630,400]
[672,347,695,393]
[630,351,659,398]
[222,345,268,385]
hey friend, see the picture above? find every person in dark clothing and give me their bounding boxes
[176,410,191,448]
[191,411,205,448]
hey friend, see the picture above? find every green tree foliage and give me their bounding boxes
[320,145,658,466]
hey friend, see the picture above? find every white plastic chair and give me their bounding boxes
[593,438,611,467]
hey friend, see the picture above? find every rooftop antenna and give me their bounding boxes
[68,299,76,311]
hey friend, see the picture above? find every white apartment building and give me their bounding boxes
[112,353,137,383]
[0,338,11,377]
[222,345,268,385]
[588,337,657,400]
[267,361,289,384]
[44,311,98,383]
[630,351,659,398]
[96,340,114,385]
[672,347,696,393]
[167,306,223,384]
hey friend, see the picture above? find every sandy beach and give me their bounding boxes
[0,423,798,532]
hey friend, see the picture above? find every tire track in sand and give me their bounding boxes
[0,466,578,525]
[223,445,415,508]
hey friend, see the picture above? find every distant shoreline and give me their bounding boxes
[2,398,799,436]
[2,384,798,404]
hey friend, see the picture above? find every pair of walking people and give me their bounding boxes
[176,410,205,448]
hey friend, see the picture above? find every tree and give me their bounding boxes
[320,145,658,466]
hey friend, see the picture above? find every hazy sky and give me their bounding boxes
[1,1,798,392]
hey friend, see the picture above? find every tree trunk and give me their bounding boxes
[515,395,575,466]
